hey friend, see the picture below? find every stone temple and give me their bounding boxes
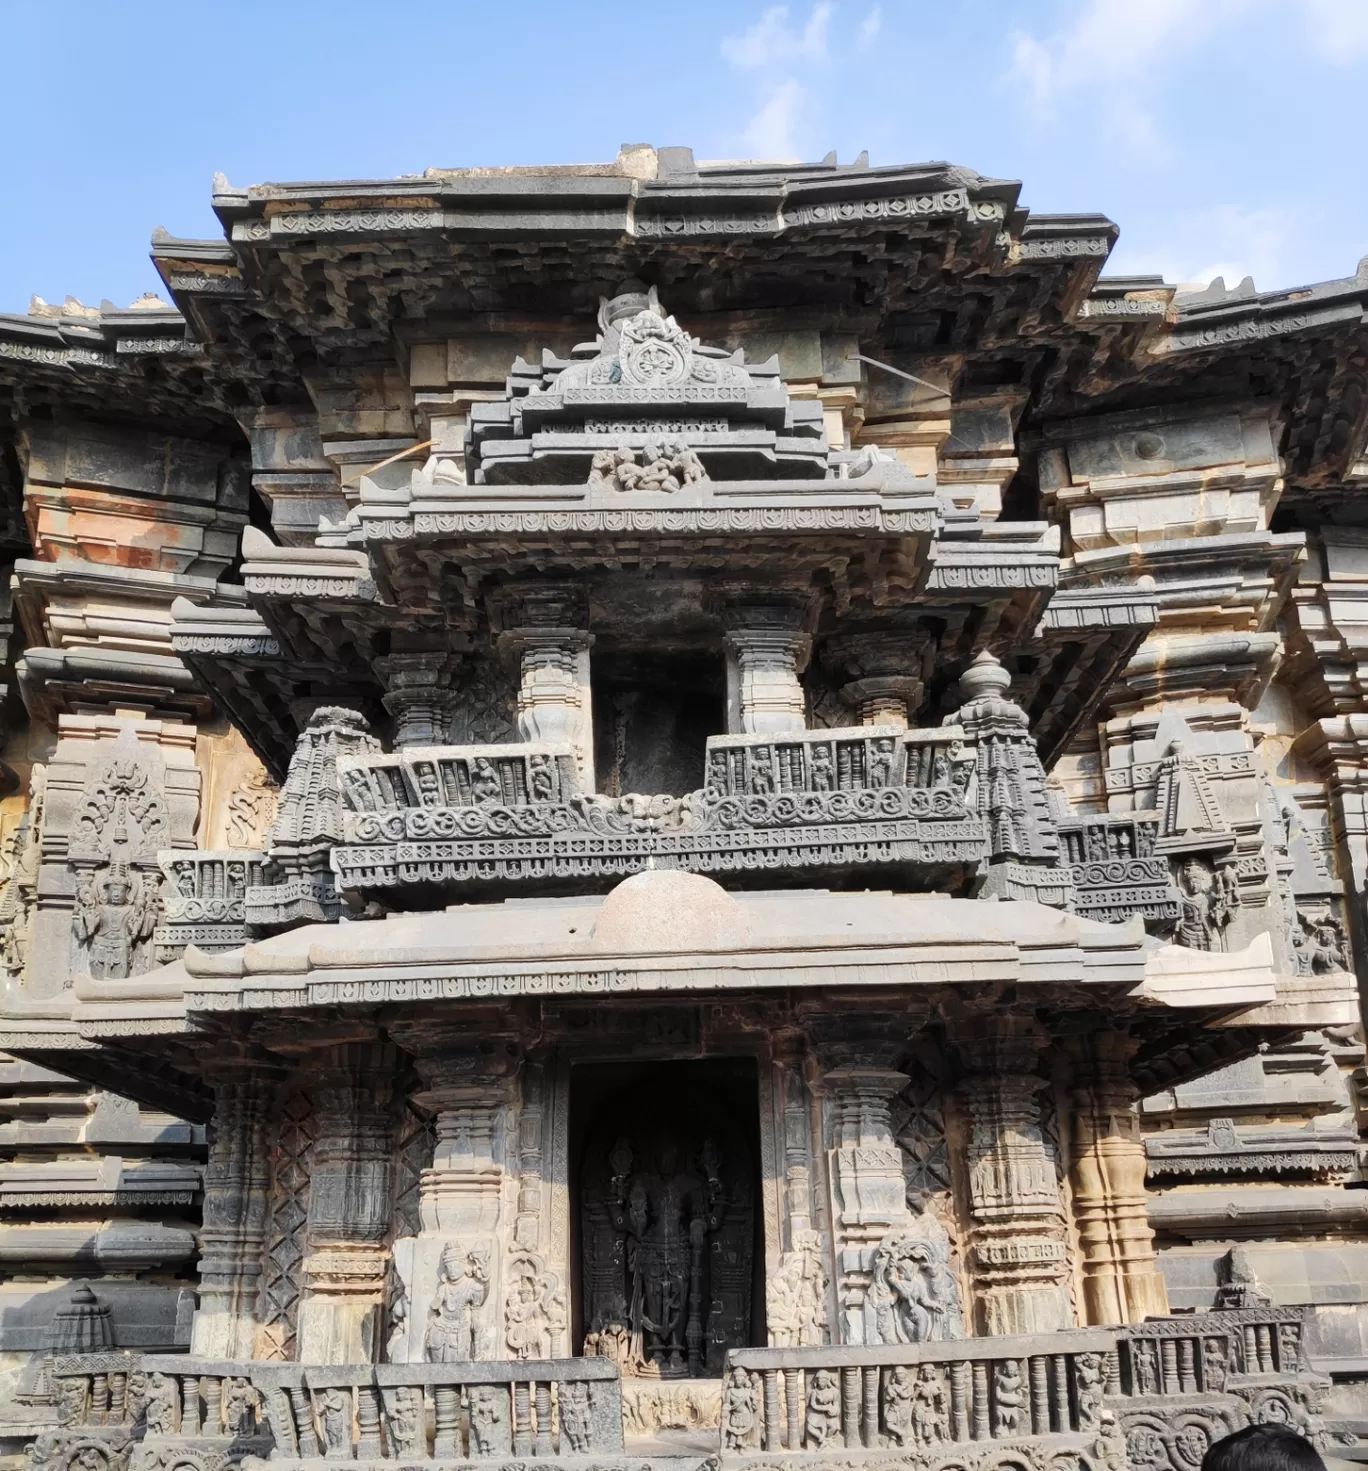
[0,144,1366,1470]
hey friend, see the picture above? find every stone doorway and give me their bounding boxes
[570,1058,764,1378]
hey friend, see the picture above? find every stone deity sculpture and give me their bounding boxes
[609,1137,725,1375]
[805,1370,841,1448]
[425,1242,490,1362]
[723,1366,759,1450]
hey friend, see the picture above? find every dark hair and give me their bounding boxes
[1201,1425,1326,1471]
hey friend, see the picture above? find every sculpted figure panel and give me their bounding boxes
[580,1078,755,1377]
[766,1229,829,1347]
[425,1241,492,1361]
[869,1220,965,1344]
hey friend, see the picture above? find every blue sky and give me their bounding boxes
[3,0,1367,313]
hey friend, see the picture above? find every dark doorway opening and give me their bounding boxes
[592,652,725,798]
[569,1057,765,1376]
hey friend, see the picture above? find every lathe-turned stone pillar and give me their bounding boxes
[951,1016,1074,1336]
[191,1072,276,1359]
[822,629,933,727]
[721,596,812,734]
[376,649,461,747]
[494,584,594,788]
[296,1043,397,1363]
[1067,1031,1169,1325]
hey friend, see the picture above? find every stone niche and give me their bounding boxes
[569,1058,766,1379]
[591,651,725,798]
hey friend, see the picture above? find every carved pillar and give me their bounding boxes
[494,585,594,788]
[809,1013,926,1345]
[722,598,811,735]
[191,1073,275,1358]
[951,1017,1074,1336]
[1067,1032,1169,1325]
[296,1043,397,1364]
[1293,717,1368,1012]
[822,630,933,728]
[386,1025,523,1363]
[767,1044,831,1347]
[376,650,461,748]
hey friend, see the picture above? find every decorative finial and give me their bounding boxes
[956,651,1011,704]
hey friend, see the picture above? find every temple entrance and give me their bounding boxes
[570,1058,764,1377]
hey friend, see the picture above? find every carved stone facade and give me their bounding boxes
[0,145,1366,1466]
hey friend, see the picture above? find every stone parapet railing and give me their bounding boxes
[720,1330,1119,1462]
[332,729,983,897]
[253,1360,623,1463]
[155,850,276,960]
[1112,1307,1329,1471]
[37,1353,624,1470]
[28,1315,1333,1471]
[1055,813,1178,927]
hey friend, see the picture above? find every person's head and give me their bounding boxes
[1201,1424,1326,1471]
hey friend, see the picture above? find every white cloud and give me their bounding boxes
[1107,205,1300,292]
[857,6,882,50]
[722,4,833,69]
[742,79,808,157]
[1006,0,1255,155]
[1300,0,1368,59]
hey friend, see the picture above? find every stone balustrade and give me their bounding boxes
[32,1315,1332,1471]
[331,728,984,897]
[155,850,277,959]
[720,1331,1119,1461]
[1111,1307,1329,1471]
[41,1353,623,1469]
[1055,813,1179,926]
